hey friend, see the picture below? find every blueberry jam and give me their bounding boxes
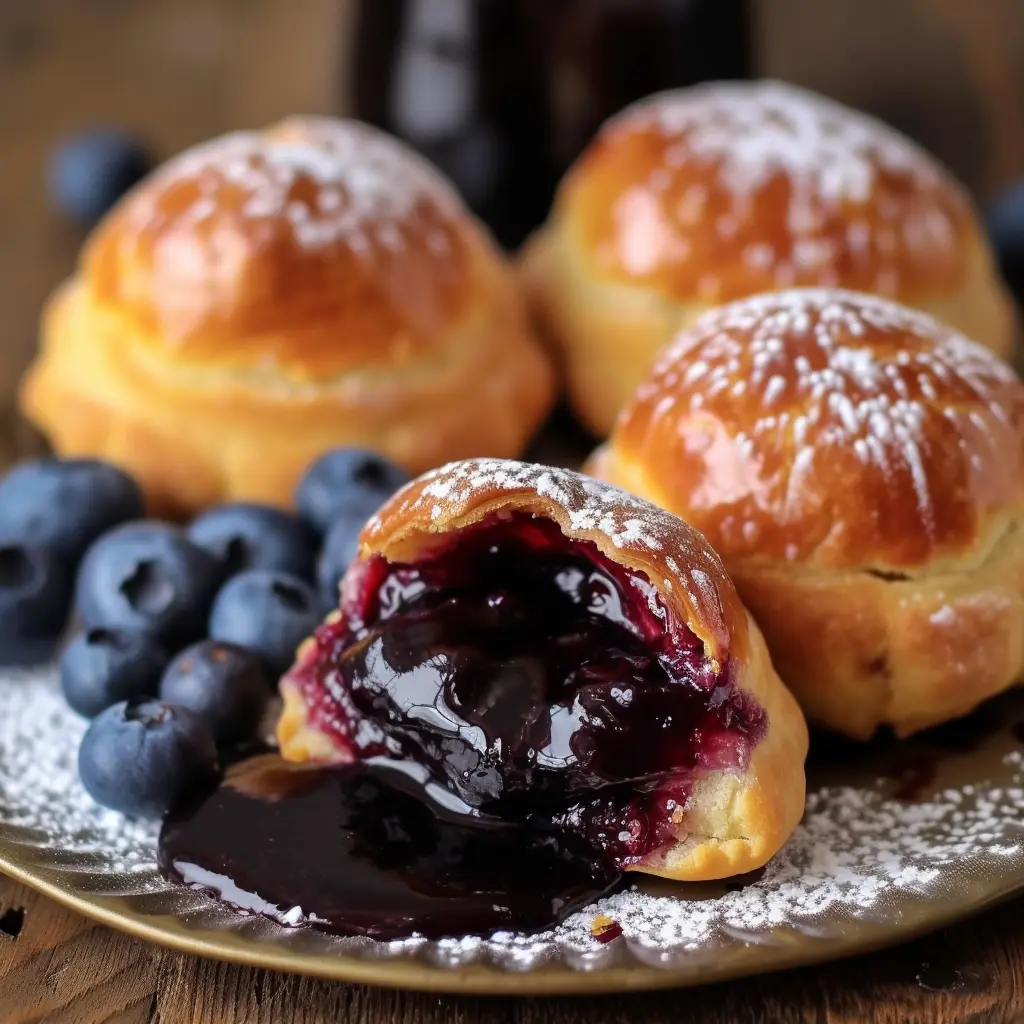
[159,515,765,939]
[160,756,618,940]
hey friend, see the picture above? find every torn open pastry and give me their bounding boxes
[588,288,1024,739]
[278,458,807,881]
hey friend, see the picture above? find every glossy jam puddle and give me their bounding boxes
[159,756,620,940]
[159,515,765,938]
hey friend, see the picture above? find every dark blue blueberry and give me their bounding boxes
[77,699,218,818]
[0,459,144,569]
[208,570,319,678]
[159,639,269,745]
[295,448,410,536]
[187,503,316,582]
[317,510,365,609]
[987,180,1024,302]
[75,522,221,646]
[0,541,72,666]
[48,130,151,224]
[60,628,169,718]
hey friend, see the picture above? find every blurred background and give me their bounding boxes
[3,0,1024,459]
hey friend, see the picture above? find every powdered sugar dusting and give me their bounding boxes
[3,669,1023,976]
[626,81,942,201]
[605,81,966,290]
[371,459,671,552]
[129,116,460,254]
[0,670,158,875]
[640,288,1022,558]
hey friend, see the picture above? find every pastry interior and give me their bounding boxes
[281,512,769,873]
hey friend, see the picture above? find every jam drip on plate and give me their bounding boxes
[160,756,619,941]
[159,515,765,938]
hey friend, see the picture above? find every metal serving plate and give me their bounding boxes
[2,667,1023,995]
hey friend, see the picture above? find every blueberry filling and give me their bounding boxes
[160,757,619,941]
[291,515,765,867]
[159,515,767,939]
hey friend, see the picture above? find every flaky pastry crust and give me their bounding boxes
[21,117,555,515]
[522,81,1016,436]
[278,459,808,881]
[587,289,1024,738]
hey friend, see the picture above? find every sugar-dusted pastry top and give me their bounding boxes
[559,81,977,304]
[599,289,1024,572]
[81,116,496,375]
[360,458,747,667]
[22,118,556,512]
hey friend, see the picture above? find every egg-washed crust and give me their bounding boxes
[279,459,808,881]
[588,289,1024,737]
[20,118,555,515]
[521,80,1017,436]
[594,288,1024,572]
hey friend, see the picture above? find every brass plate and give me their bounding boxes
[2,668,1024,995]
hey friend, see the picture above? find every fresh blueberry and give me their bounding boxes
[60,628,169,718]
[295,448,410,536]
[0,459,144,569]
[75,522,221,646]
[78,699,218,818]
[48,130,151,224]
[159,639,269,745]
[187,503,317,582]
[208,570,320,677]
[317,511,366,609]
[0,541,72,666]
[987,180,1024,302]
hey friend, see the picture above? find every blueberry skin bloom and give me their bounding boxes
[208,570,320,678]
[0,540,73,667]
[295,448,410,536]
[159,639,269,745]
[77,699,219,818]
[60,628,169,718]
[48,130,151,224]
[187,503,317,582]
[75,522,222,647]
[317,509,367,609]
[0,458,144,568]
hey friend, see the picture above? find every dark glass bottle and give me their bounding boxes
[350,0,751,249]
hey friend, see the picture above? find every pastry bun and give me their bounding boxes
[279,459,808,881]
[21,117,555,515]
[523,80,1016,436]
[588,288,1024,738]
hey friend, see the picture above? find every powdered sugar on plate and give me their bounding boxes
[0,670,158,877]
[2,668,1023,974]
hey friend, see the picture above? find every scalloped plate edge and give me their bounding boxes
[2,838,1023,996]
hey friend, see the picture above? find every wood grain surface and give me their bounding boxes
[2,872,1024,1023]
[3,2,1024,1021]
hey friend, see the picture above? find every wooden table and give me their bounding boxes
[3,2,1024,1021]
[2,871,1024,1023]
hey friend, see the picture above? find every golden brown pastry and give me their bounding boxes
[587,288,1024,739]
[21,117,555,516]
[277,458,808,881]
[522,80,1017,436]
